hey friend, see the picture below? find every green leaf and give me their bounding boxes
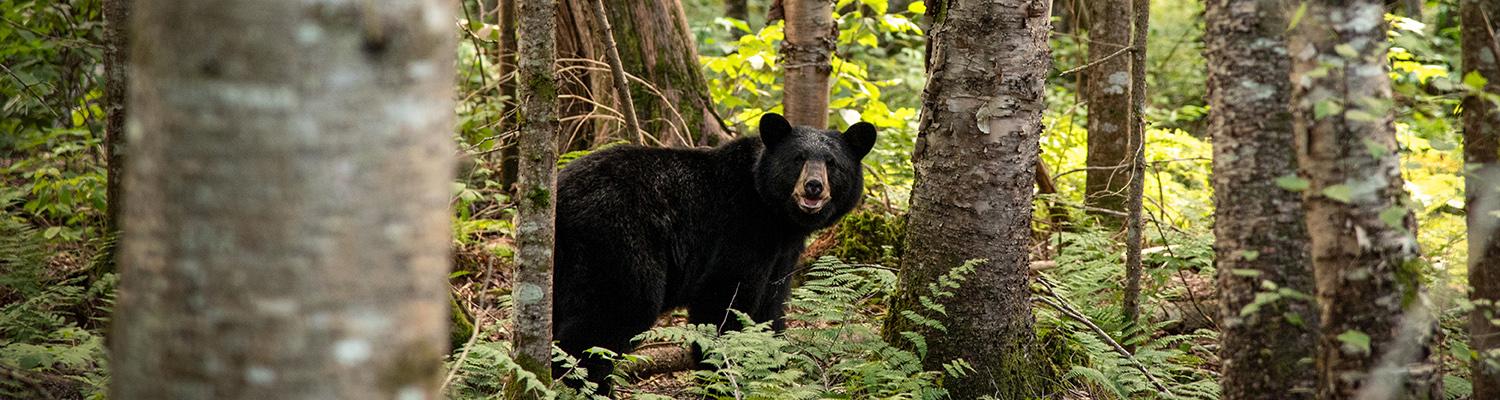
[1322,184,1354,203]
[1239,250,1261,261]
[1337,330,1372,355]
[908,1,927,14]
[1379,206,1408,229]
[1287,2,1308,31]
[1275,175,1310,192]
[1466,70,1490,90]
[43,226,61,239]
[1231,268,1263,277]
[1334,44,1359,58]
[1363,138,1390,157]
[1314,100,1343,120]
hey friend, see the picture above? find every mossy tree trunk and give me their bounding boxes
[556,0,727,148]
[781,0,834,128]
[1464,0,1500,396]
[511,0,560,395]
[1289,1,1439,398]
[1083,0,1135,224]
[1205,0,1317,397]
[882,0,1053,397]
[110,0,456,397]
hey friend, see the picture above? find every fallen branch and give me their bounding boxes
[619,344,695,379]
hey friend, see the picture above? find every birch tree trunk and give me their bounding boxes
[1464,0,1500,396]
[882,0,1052,397]
[1084,0,1135,223]
[110,0,456,398]
[1206,0,1317,397]
[1289,1,1439,398]
[781,0,834,128]
[511,0,560,394]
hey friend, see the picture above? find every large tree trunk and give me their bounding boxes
[110,0,456,397]
[1083,0,1135,223]
[1289,1,1439,398]
[1206,0,1317,398]
[780,0,834,128]
[555,0,727,148]
[882,0,1052,397]
[510,0,560,395]
[102,0,128,233]
[1465,0,1500,396]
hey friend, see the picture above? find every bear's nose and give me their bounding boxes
[804,180,824,198]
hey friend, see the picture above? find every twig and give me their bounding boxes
[1059,45,1134,76]
[587,0,643,145]
[0,63,64,120]
[1483,10,1500,75]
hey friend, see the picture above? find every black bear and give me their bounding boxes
[551,112,876,392]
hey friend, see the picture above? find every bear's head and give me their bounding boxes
[753,113,876,230]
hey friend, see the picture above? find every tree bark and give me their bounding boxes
[1465,0,1500,396]
[1121,0,1148,327]
[1084,0,1135,223]
[882,0,1053,397]
[556,0,727,148]
[110,0,456,398]
[781,0,834,128]
[511,0,559,394]
[726,0,750,22]
[102,0,129,233]
[1206,0,1317,398]
[498,0,521,190]
[1290,1,1439,398]
[587,0,643,145]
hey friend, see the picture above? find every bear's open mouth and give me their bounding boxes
[797,196,828,213]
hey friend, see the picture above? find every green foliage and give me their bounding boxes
[637,257,953,399]
[1035,227,1220,399]
[697,0,923,206]
[0,213,111,399]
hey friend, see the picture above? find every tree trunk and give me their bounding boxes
[726,0,750,22]
[110,0,456,398]
[882,0,1052,397]
[1465,0,1500,396]
[555,0,727,148]
[511,0,559,394]
[1290,1,1439,398]
[1206,0,1317,398]
[1084,0,1135,223]
[1120,0,1148,327]
[102,0,128,233]
[781,0,834,128]
[499,0,520,190]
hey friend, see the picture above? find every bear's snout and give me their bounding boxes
[794,160,830,213]
[804,180,824,198]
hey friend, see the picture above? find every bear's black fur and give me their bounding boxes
[551,113,876,392]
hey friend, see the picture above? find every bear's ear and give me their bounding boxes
[759,113,794,148]
[843,122,877,159]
